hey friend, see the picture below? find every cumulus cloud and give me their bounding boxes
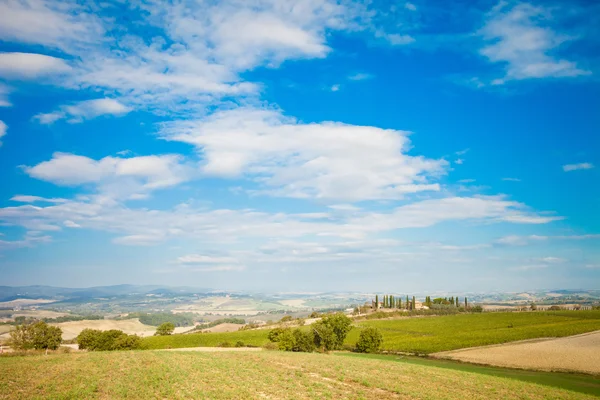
[34,98,131,124]
[24,153,191,199]
[563,162,594,172]
[160,107,447,201]
[479,3,590,83]
[0,52,71,79]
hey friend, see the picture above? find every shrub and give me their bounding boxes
[470,306,483,313]
[235,341,245,347]
[268,327,288,342]
[280,315,293,323]
[262,342,278,350]
[218,341,233,348]
[355,327,383,353]
[548,306,562,311]
[76,329,141,351]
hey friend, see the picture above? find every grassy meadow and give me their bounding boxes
[1,350,598,399]
[140,311,600,353]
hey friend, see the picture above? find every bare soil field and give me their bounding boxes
[51,319,182,340]
[433,330,600,375]
[0,299,56,308]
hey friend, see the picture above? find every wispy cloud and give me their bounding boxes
[563,162,594,172]
[348,73,374,81]
[479,3,590,84]
[34,98,131,124]
[502,177,521,182]
[0,120,6,147]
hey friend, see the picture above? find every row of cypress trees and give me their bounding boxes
[374,295,469,310]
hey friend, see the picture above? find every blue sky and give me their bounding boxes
[0,0,598,292]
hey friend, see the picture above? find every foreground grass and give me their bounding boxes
[345,310,600,354]
[1,350,596,399]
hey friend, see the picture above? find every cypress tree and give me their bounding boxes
[406,295,409,310]
[399,298,402,309]
[465,297,468,309]
[412,296,416,310]
[375,294,379,309]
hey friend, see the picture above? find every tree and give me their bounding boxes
[375,294,379,309]
[530,302,537,311]
[313,313,352,351]
[9,321,62,351]
[412,296,416,310]
[465,297,468,309]
[406,295,409,310]
[292,329,315,352]
[155,322,175,336]
[355,327,383,353]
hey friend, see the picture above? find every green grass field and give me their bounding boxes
[141,311,600,354]
[345,310,600,354]
[1,350,597,399]
[141,329,270,349]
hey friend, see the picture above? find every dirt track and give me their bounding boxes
[433,330,600,375]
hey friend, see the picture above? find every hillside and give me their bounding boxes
[1,351,597,399]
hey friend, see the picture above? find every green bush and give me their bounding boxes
[355,327,383,353]
[219,341,233,348]
[235,341,245,347]
[280,315,293,323]
[77,329,141,351]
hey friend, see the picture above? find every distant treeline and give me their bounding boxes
[117,312,197,327]
[192,318,246,331]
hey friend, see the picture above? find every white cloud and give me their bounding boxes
[63,220,81,228]
[0,120,6,146]
[34,98,131,124]
[0,0,104,51]
[0,83,11,107]
[24,153,191,199]
[348,73,374,81]
[10,195,66,203]
[187,265,246,272]
[0,52,71,79]
[458,179,475,183]
[160,107,447,201]
[496,234,600,246]
[176,254,239,265]
[502,177,521,182]
[347,196,561,233]
[480,3,590,82]
[377,31,415,45]
[330,84,341,92]
[0,193,561,249]
[405,3,417,12]
[455,159,464,165]
[538,256,565,263]
[563,162,594,172]
[512,264,548,271]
